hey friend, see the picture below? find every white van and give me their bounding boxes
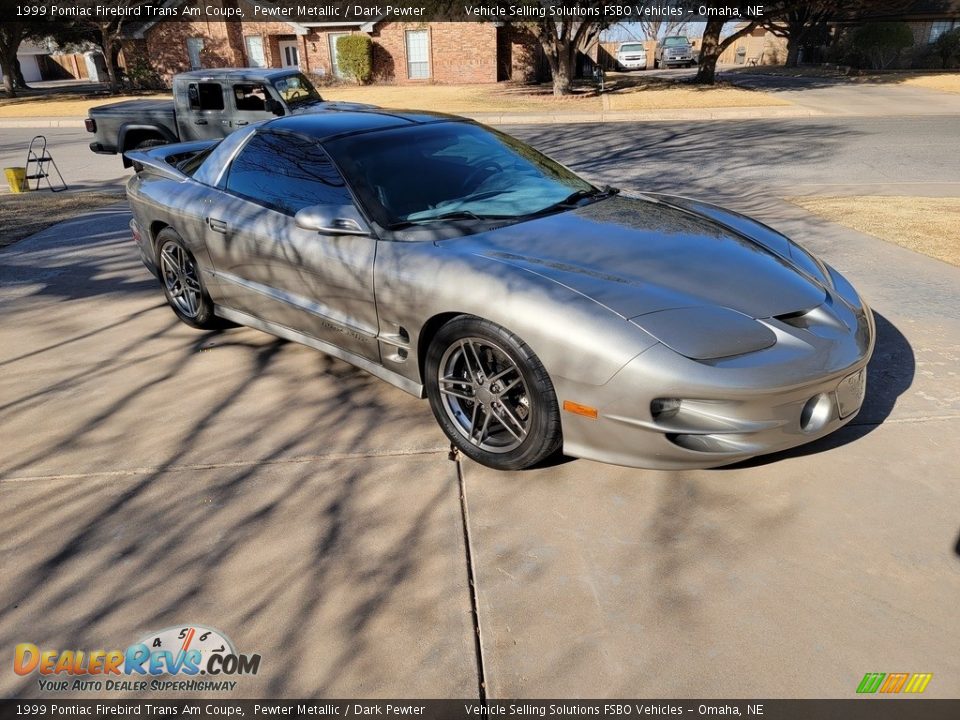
[616,42,648,71]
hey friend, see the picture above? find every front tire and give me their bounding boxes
[425,316,562,471]
[156,229,219,329]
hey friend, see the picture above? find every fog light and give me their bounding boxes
[651,398,682,420]
[800,393,832,433]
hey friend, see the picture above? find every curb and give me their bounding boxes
[0,106,821,130]
[0,117,87,128]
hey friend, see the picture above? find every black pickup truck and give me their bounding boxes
[86,68,368,165]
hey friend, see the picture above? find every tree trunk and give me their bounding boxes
[785,35,803,67]
[99,25,120,93]
[544,37,577,96]
[13,57,29,89]
[694,19,724,84]
[1,50,16,98]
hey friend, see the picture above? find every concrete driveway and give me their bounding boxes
[2,122,959,699]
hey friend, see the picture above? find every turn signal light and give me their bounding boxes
[563,400,598,419]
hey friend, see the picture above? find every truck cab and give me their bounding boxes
[87,68,366,163]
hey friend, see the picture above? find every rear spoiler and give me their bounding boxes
[124,140,217,181]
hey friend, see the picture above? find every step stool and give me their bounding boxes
[24,135,68,192]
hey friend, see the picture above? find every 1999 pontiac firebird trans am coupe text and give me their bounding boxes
[125,109,875,471]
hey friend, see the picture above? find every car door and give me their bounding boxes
[201,129,380,361]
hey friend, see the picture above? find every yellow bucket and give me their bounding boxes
[4,167,28,193]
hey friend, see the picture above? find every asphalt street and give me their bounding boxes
[3,114,959,198]
[2,112,960,698]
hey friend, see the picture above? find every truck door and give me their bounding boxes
[180,81,230,141]
[228,82,278,129]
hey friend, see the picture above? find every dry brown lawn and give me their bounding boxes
[0,191,126,249]
[0,79,786,118]
[605,84,789,110]
[788,196,960,267]
[0,92,170,117]
[900,73,960,94]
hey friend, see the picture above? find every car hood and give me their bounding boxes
[447,194,826,321]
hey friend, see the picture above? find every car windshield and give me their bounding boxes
[619,44,644,53]
[325,122,598,228]
[271,73,323,107]
[664,37,690,47]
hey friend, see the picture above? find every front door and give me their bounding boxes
[279,41,300,69]
[201,129,379,361]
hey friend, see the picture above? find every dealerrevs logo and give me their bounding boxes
[14,625,260,693]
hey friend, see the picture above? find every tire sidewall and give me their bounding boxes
[425,316,561,471]
[155,229,216,329]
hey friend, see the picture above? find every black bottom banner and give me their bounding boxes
[2,700,959,720]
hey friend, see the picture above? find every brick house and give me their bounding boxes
[121,0,547,85]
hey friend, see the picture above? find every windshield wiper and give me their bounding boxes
[388,210,513,229]
[528,185,620,218]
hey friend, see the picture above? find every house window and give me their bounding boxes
[929,21,957,43]
[405,29,430,80]
[329,32,349,78]
[186,37,204,70]
[245,36,266,68]
[187,82,224,111]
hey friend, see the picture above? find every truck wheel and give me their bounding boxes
[134,138,167,150]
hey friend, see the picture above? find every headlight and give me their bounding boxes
[630,306,776,360]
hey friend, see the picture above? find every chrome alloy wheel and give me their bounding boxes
[159,240,203,318]
[438,337,531,453]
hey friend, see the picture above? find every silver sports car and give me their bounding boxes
[125,110,874,471]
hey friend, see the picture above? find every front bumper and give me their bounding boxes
[557,299,875,470]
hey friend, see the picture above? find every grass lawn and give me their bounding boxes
[788,196,960,267]
[0,92,170,117]
[0,191,126,249]
[901,73,960,94]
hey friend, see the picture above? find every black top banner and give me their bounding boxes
[6,0,949,25]
[2,700,960,720]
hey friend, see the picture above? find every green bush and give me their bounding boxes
[336,35,372,85]
[933,27,960,69]
[851,22,914,69]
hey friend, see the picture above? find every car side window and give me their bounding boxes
[188,82,224,111]
[223,131,353,215]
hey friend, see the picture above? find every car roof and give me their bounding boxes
[262,108,466,142]
[176,68,302,82]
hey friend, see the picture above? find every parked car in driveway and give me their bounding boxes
[616,42,648,71]
[86,68,369,165]
[655,36,697,68]
[124,109,874,472]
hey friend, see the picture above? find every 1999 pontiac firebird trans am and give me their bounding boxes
[125,109,874,471]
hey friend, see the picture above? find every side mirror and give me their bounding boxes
[265,99,285,116]
[295,204,371,236]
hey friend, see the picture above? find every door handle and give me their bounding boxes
[235,121,249,126]
[207,218,227,233]
[194,119,208,125]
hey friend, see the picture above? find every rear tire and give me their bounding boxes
[133,137,167,150]
[155,228,219,330]
[425,315,562,471]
